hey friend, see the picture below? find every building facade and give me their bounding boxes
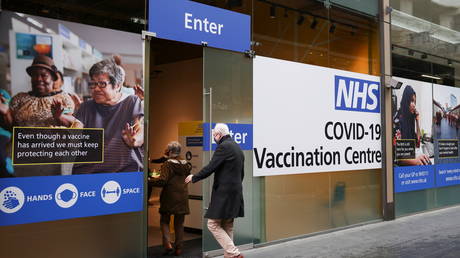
[1,0,460,257]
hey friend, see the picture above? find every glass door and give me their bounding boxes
[202,47,253,254]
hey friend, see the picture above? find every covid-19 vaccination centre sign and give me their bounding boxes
[253,56,382,176]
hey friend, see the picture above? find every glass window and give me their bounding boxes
[253,0,382,242]
[0,3,146,257]
[391,0,460,216]
[390,0,460,87]
[253,0,380,75]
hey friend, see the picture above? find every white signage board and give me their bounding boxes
[253,56,382,176]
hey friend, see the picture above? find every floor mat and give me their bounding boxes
[148,238,202,258]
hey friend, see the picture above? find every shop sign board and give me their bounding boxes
[253,56,382,176]
[148,0,251,53]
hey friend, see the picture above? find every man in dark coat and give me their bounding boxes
[185,123,244,258]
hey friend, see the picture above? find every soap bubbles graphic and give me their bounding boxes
[0,187,25,213]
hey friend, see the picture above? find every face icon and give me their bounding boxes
[409,94,416,114]
[30,68,54,96]
[89,73,120,105]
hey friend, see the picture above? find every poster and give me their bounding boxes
[0,11,144,225]
[253,56,382,177]
[392,78,460,192]
[433,84,460,187]
[16,32,52,59]
[392,77,435,192]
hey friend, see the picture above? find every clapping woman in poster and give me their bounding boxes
[72,58,144,174]
[0,55,80,129]
[0,55,81,176]
[394,85,431,166]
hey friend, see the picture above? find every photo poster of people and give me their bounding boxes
[433,84,460,188]
[392,77,435,193]
[393,77,460,193]
[0,11,145,226]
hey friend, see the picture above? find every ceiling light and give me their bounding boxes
[26,17,43,29]
[16,12,25,17]
[350,27,357,36]
[270,5,276,19]
[297,15,305,25]
[130,17,146,25]
[45,28,56,34]
[329,23,336,33]
[310,18,318,29]
[228,0,242,8]
[421,74,441,80]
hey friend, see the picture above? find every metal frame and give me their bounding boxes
[379,0,395,221]
[142,30,152,257]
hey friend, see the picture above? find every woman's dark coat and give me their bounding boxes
[192,135,245,219]
[151,159,192,215]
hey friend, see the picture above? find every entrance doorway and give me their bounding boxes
[145,37,254,257]
[146,38,203,257]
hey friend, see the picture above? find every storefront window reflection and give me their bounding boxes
[390,0,460,216]
[253,0,382,242]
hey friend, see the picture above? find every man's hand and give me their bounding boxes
[185,174,193,184]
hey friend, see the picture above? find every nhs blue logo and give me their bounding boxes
[334,75,380,113]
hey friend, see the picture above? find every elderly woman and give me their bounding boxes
[72,58,144,174]
[151,141,192,256]
[0,55,79,176]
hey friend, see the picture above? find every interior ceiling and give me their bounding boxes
[1,0,375,36]
[1,0,146,33]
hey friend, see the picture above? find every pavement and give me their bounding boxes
[218,205,460,258]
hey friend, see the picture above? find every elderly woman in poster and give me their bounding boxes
[72,58,144,174]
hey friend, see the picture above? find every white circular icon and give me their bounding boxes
[101,181,121,204]
[55,183,79,208]
[0,186,25,214]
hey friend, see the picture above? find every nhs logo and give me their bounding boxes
[334,75,380,113]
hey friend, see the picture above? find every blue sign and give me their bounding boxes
[203,123,252,151]
[0,172,143,226]
[334,75,380,113]
[394,165,435,193]
[148,0,251,53]
[436,163,460,187]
